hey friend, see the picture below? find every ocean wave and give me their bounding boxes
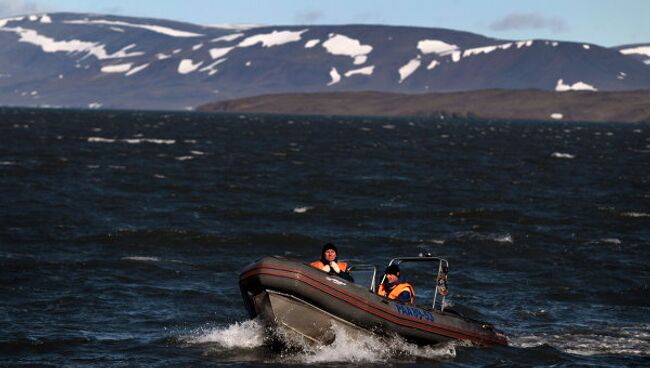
[456,231,514,244]
[551,152,575,159]
[293,206,313,214]
[122,256,161,262]
[621,212,650,218]
[184,319,265,348]
[185,320,458,363]
[511,324,650,356]
[86,137,175,144]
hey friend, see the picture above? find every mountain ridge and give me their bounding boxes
[0,12,648,110]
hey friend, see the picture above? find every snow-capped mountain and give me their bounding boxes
[0,13,648,110]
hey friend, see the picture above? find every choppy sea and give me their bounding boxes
[1,108,648,367]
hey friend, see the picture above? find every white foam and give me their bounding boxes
[110,27,124,33]
[40,15,52,24]
[556,79,597,91]
[122,256,160,262]
[322,34,373,64]
[0,161,17,165]
[550,113,563,120]
[176,156,194,161]
[64,19,203,37]
[192,43,203,51]
[511,324,650,356]
[87,137,175,144]
[344,65,374,77]
[551,152,575,159]
[327,67,341,86]
[398,56,421,83]
[293,206,313,213]
[305,39,320,48]
[297,325,458,363]
[185,319,265,348]
[88,102,102,109]
[621,212,650,218]
[583,44,591,50]
[600,238,621,245]
[178,59,203,74]
[156,53,171,60]
[417,39,458,55]
[239,29,308,48]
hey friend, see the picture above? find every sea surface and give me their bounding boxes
[1,108,648,367]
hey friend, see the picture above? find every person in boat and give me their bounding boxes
[377,264,415,304]
[310,243,354,281]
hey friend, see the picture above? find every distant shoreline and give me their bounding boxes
[198,90,650,123]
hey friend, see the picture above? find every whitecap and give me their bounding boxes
[511,324,650,356]
[87,137,115,143]
[551,152,575,159]
[621,212,650,218]
[293,206,313,214]
[122,256,160,262]
[0,161,16,165]
[175,156,194,161]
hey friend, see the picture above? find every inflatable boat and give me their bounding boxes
[239,255,508,347]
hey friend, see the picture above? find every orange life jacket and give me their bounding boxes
[378,282,415,304]
[310,260,348,272]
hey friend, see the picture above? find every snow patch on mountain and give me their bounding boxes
[463,42,512,57]
[305,39,320,48]
[322,34,373,65]
[345,65,374,77]
[126,63,149,76]
[0,27,144,60]
[619,46,650,57]
[210,33,244,43]
[101,63,132,73]
[555,79,597,91]
[238,29,308,48]
[327,67,341,86]
[178,59,203,74]
[64,19,203,37]
[417,40,458,55]
[427,60,440,70]
[199,58,227,76]
[209,46,234,59]
[207,23,259,31]
[399,56,421,83]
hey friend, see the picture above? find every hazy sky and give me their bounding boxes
[1,0,648,46]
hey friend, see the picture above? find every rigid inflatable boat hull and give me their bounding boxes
[240,256,507,347]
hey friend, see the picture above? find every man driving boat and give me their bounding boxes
[378,264,415,304]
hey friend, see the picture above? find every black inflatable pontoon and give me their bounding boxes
[239,255,508,347]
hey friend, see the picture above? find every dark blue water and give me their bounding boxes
[1,108,648,367]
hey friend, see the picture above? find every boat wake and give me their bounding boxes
[183,319,460,363]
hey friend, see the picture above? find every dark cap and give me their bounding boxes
[385,264,400,275]
[322,243,337,255]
